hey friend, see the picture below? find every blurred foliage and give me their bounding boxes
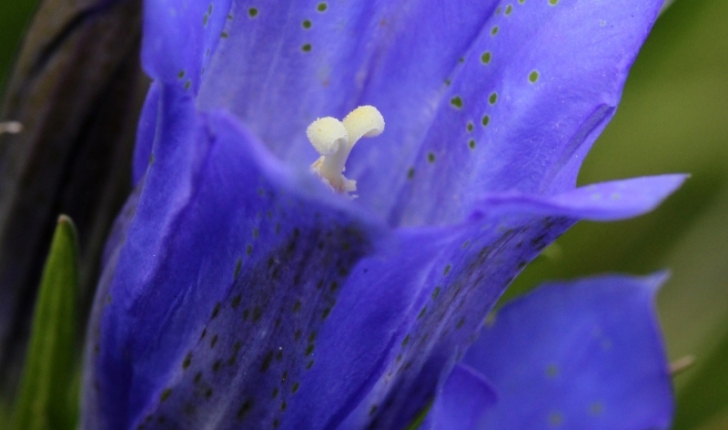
[1,0,727,429]
[0,1,40,90]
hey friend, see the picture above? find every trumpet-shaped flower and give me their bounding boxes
[82,0,682,429]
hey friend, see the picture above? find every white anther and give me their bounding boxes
[0,121,23,134]
[307,105,385,195]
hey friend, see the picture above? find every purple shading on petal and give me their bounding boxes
[462,274,674,430]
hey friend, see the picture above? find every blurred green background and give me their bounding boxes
[1,0,726,429]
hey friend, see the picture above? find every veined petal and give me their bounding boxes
[143,0,665,228]
[386,0,665,226]
[335,176,682,428]
[82,84,394,429]
[196,0,498,174]
[461,274,674,430]
[142,0,233,91]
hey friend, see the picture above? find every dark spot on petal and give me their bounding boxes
[182,353,192,370]
[236,399,254,420]
[261,351,274,372]
[234,259,242,278]
[211,302,221,319]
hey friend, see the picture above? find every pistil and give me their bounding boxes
[307,105,384,195]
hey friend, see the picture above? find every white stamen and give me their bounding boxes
[307,105,385,195]
[0,121,23,134]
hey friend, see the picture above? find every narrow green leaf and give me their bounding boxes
[405,400,433,430]
[10,215,78,430]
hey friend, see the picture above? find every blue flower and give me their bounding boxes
[82,0,683,429]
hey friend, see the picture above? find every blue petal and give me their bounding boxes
[142,0,233,91]
[132,81,161,185]
[426,364,497,430]
[152,0,663,225]
[194,0,499,182]
[386,0,665,225]
[462,274,675,430]
[83,84,396,429]
[472,175,688,222]
[334,175,682,429]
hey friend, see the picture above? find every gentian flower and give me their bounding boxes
[82,0,684,429]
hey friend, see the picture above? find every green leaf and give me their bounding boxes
[405,400,432,430]
[10,215,79,430]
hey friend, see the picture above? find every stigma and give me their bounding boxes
[307,105,384,196]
